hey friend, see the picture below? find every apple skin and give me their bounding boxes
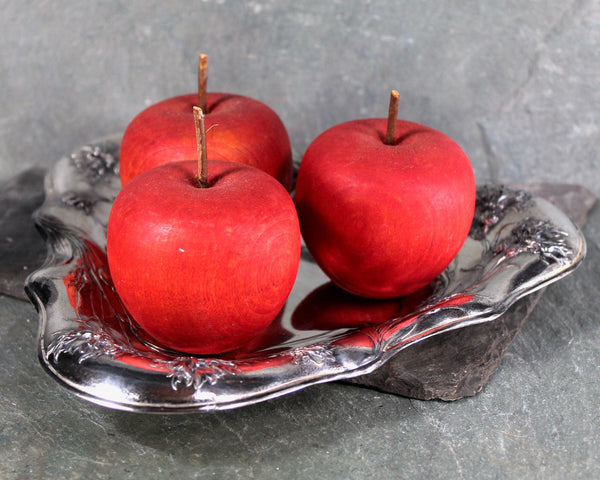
[106,160,301,355]
[119,92,294,190]
[294,118,475,299]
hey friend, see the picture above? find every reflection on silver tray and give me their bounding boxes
[25,138,586,413]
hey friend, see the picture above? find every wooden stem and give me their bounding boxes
[197,53,208,113]
[385,90,400,145]
[193,106,208,188]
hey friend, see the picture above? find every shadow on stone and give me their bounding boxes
[0,168,47,299]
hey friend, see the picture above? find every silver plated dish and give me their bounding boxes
[25,138,586,413]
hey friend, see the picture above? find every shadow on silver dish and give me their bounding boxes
[25,138,586,412]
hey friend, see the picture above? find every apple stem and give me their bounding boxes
[385,90,400,145]
[198,53,208,113]
[193,106,209,188]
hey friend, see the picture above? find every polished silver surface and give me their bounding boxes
[25,139,586,413]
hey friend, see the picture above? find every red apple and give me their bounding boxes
[106,156,301,354]
[294,91,475,299]
[119,55,293,190]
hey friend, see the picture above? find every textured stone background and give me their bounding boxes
[1,1,600,479]
[1,1,599,193]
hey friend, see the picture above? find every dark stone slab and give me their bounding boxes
[349,290,544,400]
[0,168,47,299]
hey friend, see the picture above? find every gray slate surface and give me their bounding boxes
[2,1,599,196]
[1,1,600,478]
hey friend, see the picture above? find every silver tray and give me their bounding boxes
[25,138,586,413]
